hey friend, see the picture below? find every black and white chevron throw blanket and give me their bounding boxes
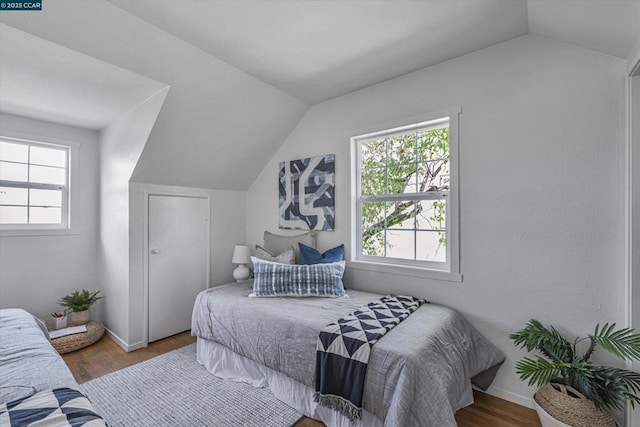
[314,295,427,421]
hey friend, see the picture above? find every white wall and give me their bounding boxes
[630,71,640,427]
[631,74,640,357]
[247,35,627,407]
[128,182,247,348]
[627,37,640,76]
[0,113,99,322]
[98,89,168,345]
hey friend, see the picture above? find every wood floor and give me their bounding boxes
[63,332,540,427]
[62,331,197,383]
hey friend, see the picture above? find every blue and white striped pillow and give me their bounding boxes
[250,256,346,298]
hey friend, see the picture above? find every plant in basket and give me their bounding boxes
[511,319,640,427]
[58,289,103,325]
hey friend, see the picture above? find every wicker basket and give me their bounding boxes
[51,321,105,354]
[534,383,615,427]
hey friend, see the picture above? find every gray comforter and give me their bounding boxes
[192,282,505,427]
[0,308,79,404]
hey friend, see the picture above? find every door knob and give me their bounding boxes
[150,248,160,255]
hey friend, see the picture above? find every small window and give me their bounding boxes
[0,137,70,229]
[351,109,460,279]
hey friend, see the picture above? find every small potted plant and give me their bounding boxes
[58,289,103,326]
[511,319,640,427]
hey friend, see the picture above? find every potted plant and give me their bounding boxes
[511,319,640,427]
[58,289,103,326]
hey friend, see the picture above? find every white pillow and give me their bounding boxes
[263,230,316,263]
[254,245,295,264]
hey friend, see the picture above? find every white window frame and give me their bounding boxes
[349,107,461,282]
[0,130,79,236]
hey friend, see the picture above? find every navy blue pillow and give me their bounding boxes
[299,243,344,265]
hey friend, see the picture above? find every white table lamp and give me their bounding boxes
[232,245,251,282]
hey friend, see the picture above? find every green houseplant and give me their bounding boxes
[58,289,103,325]
[511,319,640,426]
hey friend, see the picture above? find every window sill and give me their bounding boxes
[0,228,79,237]
[348,260,463,283]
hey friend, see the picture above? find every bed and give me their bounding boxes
[191,282,505,427]
[0,308,105,426]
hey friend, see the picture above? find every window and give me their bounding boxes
[351,108,460,280]
[0,137,70,229]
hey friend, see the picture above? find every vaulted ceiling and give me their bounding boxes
[109,0,639,104]
[0,1,638,190]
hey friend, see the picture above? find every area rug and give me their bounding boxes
[82,344,302,426]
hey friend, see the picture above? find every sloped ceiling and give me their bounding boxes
[108,0,530,104]
[527,0,640,59]
[0,24,167,130]
[108,0,639,105]
[0,1,308,190]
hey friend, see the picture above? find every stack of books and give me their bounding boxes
[49,325,87,339]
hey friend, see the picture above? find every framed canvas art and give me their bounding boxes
[279,154,335,231]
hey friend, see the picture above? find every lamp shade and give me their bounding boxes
[232,245,251,264]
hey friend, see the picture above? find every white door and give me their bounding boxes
[148,195,209,343]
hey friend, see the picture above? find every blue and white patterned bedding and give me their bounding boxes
[250,257,346,297]
[0,388,106,427]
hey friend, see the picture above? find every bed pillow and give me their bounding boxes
[254,245,296,264]
[263,230,316,263]
[250,257,346,298]
[299,243,344,265]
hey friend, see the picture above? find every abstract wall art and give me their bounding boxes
[279,154,335,231]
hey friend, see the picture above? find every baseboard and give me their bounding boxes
[104,327,146,353]
[126,341,147,352]
[482,386,535,409]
